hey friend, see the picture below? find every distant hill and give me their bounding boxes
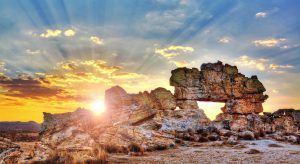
[0,121,41,132]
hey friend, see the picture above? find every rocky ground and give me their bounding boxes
[108,140,300,164]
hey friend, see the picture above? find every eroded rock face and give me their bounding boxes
[105,86,176,111]
[170,61,268,114]
[215,109,299,135]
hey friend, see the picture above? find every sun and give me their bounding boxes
[90,101,106,114]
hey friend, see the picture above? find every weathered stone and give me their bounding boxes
[105,86,176,111]
[126,106,157,125]
[150,87,176,110]
[176,100,199,109]
[155,109,210,133]
[170,61,268,114]
[226,135,238,145]
[238,131,255,140]
[105,86,133,111]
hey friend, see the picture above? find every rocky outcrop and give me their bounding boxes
[215,110,299,135]
[170,61,268,114]
[0,137,20,163]
[105,86,176,111]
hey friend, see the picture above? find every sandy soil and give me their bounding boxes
[108,140,300,164]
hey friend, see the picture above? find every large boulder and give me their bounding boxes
[150,87,176,110]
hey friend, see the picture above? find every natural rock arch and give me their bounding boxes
[170,61,268,114]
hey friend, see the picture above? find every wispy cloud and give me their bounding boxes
[90,36,104,45]
[269,64,293,70]
[155,45,194,58]
[218,36,231,44]
[235,55,268,71]
[25,49,41,55]
[155,45,194,67]
[255,12,267,18]
[235,55,294,73]
[170,60,189,67]
[253,38,286,48]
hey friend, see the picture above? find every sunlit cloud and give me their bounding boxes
[269,64,294,70]
[25,49,41,55]
[218,36,231,44]
[253,38,286,47]
[110,72,143,79]
[39,29,76,38]
[64,29,76,37]
[170,60,189,67]
[255,12,267,18]
[235,55,268,71]
[81,60,121,74]
[155,45,194,59]
[59,62,78,71]
[90,36,104,45]
[235,55,294,73]
[40,29,62,38]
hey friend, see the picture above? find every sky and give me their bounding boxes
[0,0,300,123]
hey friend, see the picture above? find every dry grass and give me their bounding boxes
[128,143,144,156]
[40,146,108,163]
[102,143,127,153]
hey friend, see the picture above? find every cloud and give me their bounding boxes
[155,45,194,67]
[155,45,194,59]
[110,72,143,79]
[0,61,7,72]
[64,29,76,37]
[0,58,149,102]
[0,61,5,69]
[235,55,268,71]
[218,36,231,44]
[170,60,189,67]
[235,55,294,73]
[81,60,121,74]
[40,29,76,38]
[253,38,286,47]
[139,9,187,35]
[255,12,267,18]
[60,62,78,71]
[0,73,63,98]
[269,64,294,70]
[25,49,41,55]
[40,29,62,38]
[90,36,104,45]
[156,0,190,5]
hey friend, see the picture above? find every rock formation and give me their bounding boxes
[2,61,300,163]
[170,61,268,114]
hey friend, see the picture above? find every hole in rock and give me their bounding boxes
[197,101,224,121]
